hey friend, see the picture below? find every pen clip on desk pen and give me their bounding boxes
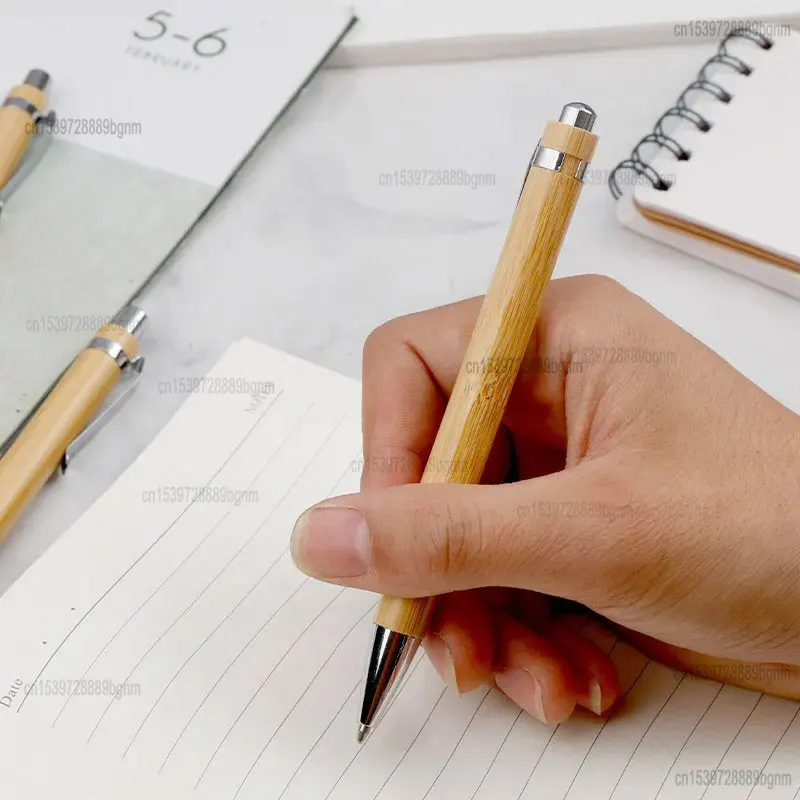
[60,332,146,472]
[0,307,147,474]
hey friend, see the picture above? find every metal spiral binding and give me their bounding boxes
[608,28,774,200]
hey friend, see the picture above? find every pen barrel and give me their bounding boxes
[0,322,140,544]
[375,120,598,638]
[0,84,46,191]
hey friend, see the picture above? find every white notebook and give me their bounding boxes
[0,339,798,799]
[613,28,800,300]
[0,0,355,450]
[334,1,800,65]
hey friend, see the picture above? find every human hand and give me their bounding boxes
[290,275,800,725]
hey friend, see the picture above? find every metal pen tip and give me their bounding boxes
[360,627,420,740]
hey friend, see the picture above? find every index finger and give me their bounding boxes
[360,298,479,491]
[360,296,521,492]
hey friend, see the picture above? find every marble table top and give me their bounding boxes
[1,41,798,595]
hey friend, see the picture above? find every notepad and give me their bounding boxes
[613,29,800,300]
[0,339,797,799]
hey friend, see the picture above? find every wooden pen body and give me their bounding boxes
[0,83,46,190]
[0,324,139,544]
[375,121,598,638]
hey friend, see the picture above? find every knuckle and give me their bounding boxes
[576,274,628,299]
[547,276,643,359]
[363,314,413,359]
[413,499,515,583]
[414,501,475,579]
[536,468,636,580]
[362,320,396,364]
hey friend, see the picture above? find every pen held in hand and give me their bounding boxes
[357,102,600,744]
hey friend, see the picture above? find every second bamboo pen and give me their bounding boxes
[357,102,600,743]
[0,307,146,545]
[0,69,51,193]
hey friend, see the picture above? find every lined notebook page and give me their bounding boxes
[0,339,797,799]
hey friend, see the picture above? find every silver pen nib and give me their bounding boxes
[358,625,420,742]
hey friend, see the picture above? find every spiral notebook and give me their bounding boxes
[611,28,800,300]
[0,338,799,799]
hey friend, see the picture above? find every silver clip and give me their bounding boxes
[0,109,56,220]
[61,353,145,473]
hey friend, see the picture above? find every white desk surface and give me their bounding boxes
[1,42,798,595]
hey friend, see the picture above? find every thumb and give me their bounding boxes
[290,463,633,601]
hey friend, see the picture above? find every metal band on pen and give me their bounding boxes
[2,96,41,118]
[529,102,596,182]
[519,103,597,196]
[86,337,134,369]
[85,307,148,370]
[61,306,147,471]
[530,145,589,181]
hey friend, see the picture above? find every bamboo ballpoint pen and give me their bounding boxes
[0,69,51,193]
[0,307,146,545]
[357,103,599,744]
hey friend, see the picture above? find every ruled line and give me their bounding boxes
[232,603,377,798]
[122,549,299,756]
[158,576,308,773]
[125,441,357,756]
[276,657,427,800]
[371,687,448,800]
[608,673,687,798]
[195,588,347,788]
[558,721,606,800]
[744,707,800,800]
[549,639,624,800]
[52,393,294,728]
[86,413,348,744]
[514,641,630,800]
[513,727,559,800]
[653,682,725,800]
[557,658,649,800]
[699,695,764,799]
[275,682,362,800]
[17,392,282,717]
[469,707,523,800]
[159,459,357,775]
[421,689,492,800]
